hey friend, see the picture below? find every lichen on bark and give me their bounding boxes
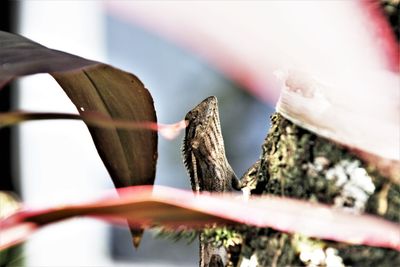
[235,113,400,266]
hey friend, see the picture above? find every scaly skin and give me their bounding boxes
[182,96,240,193]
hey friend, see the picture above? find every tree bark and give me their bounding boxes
[225,113,399,266]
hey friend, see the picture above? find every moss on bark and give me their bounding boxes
[235,113,400,266]
[256,114,399,222]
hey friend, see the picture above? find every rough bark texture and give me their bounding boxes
[212,113,399,266]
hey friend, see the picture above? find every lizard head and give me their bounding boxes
[182,96,219,187]
[184,96,218,129]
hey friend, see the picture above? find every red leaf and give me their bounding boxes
[1,186,399,251]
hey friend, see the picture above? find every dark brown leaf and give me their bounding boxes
[0,30,158,188]
[0,31,97,87]
[52,65,157,187]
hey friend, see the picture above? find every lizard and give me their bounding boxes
[182,96,260,266]
[182,95,241,193]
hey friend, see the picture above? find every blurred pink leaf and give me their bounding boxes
[106,1,398,103]
[1,186,399,251]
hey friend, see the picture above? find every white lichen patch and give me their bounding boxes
[299,247,326,267]
[325,248,345,267]
[295,235,344,267]
[326,160,375,213]
[238,253,258,267]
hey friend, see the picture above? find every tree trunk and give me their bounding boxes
[220,113,399,267]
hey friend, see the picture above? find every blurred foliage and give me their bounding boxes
[0,192,24,267]
[202,226,242,249]
[155,227,199,245]
[0,246,24,267]
[381,0,399,40]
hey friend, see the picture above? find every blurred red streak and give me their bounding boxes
[360,0,399,72]
[0,111,187,140]
[1,186,399,251]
